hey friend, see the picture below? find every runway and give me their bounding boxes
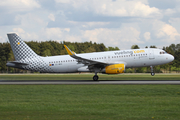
[0,80,180,84]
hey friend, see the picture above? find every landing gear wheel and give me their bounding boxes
[93,75,99,81]
[150,66,155,76]
[151,72,155,76]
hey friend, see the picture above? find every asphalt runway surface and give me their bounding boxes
[0,80,180,84]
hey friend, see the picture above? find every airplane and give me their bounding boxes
[6,33,174,81]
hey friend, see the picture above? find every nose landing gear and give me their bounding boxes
[150,66,155,76]
[151,72,155,76]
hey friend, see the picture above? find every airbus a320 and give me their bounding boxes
[6,33,174,81]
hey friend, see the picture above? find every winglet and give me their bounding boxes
[64,45,74,55]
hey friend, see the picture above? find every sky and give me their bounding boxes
[0,0,180,49]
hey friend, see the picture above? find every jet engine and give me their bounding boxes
[102,64,125,74]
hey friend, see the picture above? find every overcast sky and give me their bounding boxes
[0,0,180,49]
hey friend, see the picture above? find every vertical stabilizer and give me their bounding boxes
[7,33,38,61]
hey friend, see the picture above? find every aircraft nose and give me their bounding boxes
[169,54,174,62]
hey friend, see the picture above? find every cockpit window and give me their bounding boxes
[160,51,166,54]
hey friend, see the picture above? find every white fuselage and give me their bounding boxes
[38,48,174,73]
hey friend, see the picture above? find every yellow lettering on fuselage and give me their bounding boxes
[133,50,145,53]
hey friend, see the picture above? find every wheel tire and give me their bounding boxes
[151,72,155,76]
[93,75,99,81]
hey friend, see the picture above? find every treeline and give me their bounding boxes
[0,40,179,73]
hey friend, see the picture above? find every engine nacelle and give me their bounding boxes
[102,64,125,74]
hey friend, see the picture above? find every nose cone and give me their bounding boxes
[169,54,174,62]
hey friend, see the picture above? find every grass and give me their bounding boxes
[0,85,180,120]
[0,73,180,80]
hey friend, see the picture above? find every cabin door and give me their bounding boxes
[149,49,154,59]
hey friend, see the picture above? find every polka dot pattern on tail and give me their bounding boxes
[7,33,54,73]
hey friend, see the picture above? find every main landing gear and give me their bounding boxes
[93,72,99,81]
[93,75,99,81]
[150,66,155,76]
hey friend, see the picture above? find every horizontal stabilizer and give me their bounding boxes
[7,61,29,65]
[6,61,28,69]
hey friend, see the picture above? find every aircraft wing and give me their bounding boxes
[64,45,110,69]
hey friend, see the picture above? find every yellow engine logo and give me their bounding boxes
[105,64,125,74]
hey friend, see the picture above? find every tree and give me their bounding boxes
[131,45,140,49]
[42,49,51,56]
[150,45,157,48]
[107,47,120,51]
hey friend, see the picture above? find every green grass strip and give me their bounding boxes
[0,85,180,120]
